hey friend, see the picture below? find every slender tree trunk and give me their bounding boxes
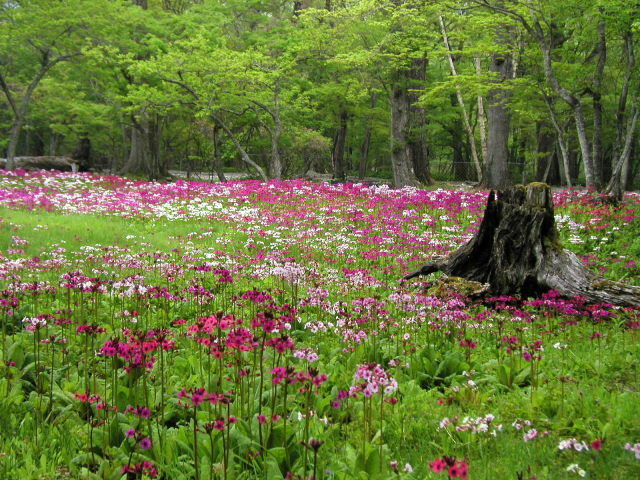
[1,51,75,170]
[390,78,420,187]
[147,115,164,180]
[535,123,558,183]
[359,129,372,180]
[622,140,636,190]
[5,121,23,170]
[607,101,639,200]
[332,110,348,181]
[614,31,635,179]
[407,57,432,185]
[534,21,595,187]
[542,93,572,187]
[591,16,606,188]
[213,115,268,182]
[49,133,60,156]
[269,90,283,179]
[212,124,227,182]
[439,15,482,181]
[475,56,489,165]
[359,92,377,180]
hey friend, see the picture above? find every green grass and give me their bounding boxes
[0,208,228,256]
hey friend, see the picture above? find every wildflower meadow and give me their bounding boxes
[0,169,638,480]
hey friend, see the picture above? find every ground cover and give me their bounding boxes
[0,169,638,480]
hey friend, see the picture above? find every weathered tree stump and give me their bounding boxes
[404,182,640,307]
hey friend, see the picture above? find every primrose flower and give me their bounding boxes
[559,438,589,452]
[139,438,152,450]
[566,463,586,477]
[349,363,398,398]
[624,442,640,460]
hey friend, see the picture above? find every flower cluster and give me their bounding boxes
[511,419,549,442]
[429,457,469,480]
[566,463,586,477]
[177,388,232,408]
[439,414,502,436]
[558,438,590,452]
[125,428,152,450]
[624,442,640,460]
[121,460,158,478]
[349,363,398,398]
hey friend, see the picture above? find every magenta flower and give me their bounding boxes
[429,458,446,473]
[139,438,152,450]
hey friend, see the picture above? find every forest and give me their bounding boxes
[1,0,639,191]
[2,2,640,479]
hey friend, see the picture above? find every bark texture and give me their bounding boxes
[390,80,420,187]
[0,156,77,171]
[404,183,640,307]
[332,110,348,181]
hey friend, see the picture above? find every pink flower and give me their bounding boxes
[213,419,225,431]
[139,438,152,450]
[430,459,446,473]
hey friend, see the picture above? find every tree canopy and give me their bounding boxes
[1,0,638,191]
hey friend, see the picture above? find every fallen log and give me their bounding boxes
[404,182,640,307]
[0,156,78,171]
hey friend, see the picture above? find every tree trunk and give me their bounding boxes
[542,93,572,187]
[73,137,91,170]
[475,56,489,166]
[332,110,348,181]
[212,124,227,182]
[213,114,268,182]
[481,15,513,188]
[359,92,376,180]
[405,183,640,307]
[269,89,283,179]
[49,133,61,156]
[1,52,74,170]
[359,130,372,180]
[449,95,468,180]
[535,123,560,185]
[120,114,152,176]
[5,121,23,170]
[534,22,596,188]
[613,31,635,185]
[439,14,482,182]
[390,77,420,187]
[607,101,639,201]
[591,15,606,188]
[407,57,432,185]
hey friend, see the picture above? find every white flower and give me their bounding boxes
[566,463,586,477]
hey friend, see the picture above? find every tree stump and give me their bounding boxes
[404,183,640,307]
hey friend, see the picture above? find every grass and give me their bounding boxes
[0,208,231,256]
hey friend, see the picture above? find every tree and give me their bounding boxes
[481,2,515,189]
[0,0,114,169]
